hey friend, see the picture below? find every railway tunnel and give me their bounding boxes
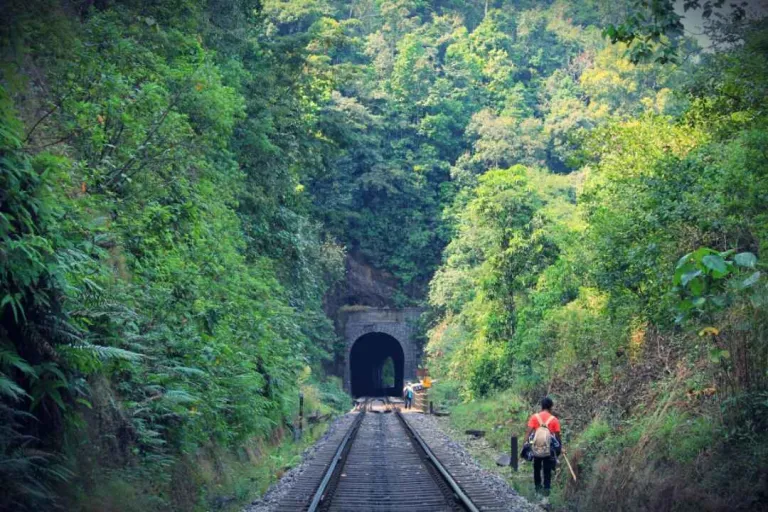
[349,332,404,397]
[342,307,422,397]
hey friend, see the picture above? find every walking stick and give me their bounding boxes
[562,453,577,482]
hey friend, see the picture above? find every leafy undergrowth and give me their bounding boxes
[63,377,350,511]
[66,423,330,512]
[436,353,768,511]
[443,389,568,507]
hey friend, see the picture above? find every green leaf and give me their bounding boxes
[76,397,93,409]
[48,389,66,410]
[741,271,761,289]
[689,277,705,296]
[69,344,143,361]
[162,389,197,403]
[691,247,717,264]
[718,249,736,258]
[82,278,104,293]
[675,252,692,269]
[702,254,727,275]
[681,269,702,286]
[674,261,696,284]
[170,366,207,377]
[0,348,37,379]
[710,295,727,307]
[0,374,29,401]
[41,364,67,383]
[734,252,757,268]
[709,348,730,364]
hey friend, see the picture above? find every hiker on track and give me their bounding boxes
[403,383,414,410]
[524,397,563,500]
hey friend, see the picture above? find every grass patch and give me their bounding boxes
[438,386,569,507]
[449,389,529,449]
[577,418,611,448]
[215,421,332,511]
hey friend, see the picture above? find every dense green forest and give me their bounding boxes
[1,0,767,510]
[2,0,350,509]
[422,2,768,510]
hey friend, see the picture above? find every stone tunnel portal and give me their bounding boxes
[349,332,404,397]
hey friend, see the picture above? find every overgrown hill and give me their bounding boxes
[421,4,768,511]
[2,1,348,509]
[1,0,767,511]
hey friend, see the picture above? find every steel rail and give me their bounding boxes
[396,410,481,512]
[306,405,366,512]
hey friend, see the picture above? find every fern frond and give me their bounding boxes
[169,366,206,377]
[161,389,196,403]
[0,347,37,378]
[67,343,143,361]
[0,374,29,401]
[29,316,86,346]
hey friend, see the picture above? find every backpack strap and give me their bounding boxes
[535,413,543,427]
[543,415,555,429]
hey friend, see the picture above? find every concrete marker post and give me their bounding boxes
[298,392,304,440]
[511,435,518,472]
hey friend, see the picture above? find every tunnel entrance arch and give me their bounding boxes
[341,307,423,394]
[349,332,405,397]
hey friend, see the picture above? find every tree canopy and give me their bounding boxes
[1,0,767,510]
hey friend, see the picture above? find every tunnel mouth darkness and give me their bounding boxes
[349,332,404,397]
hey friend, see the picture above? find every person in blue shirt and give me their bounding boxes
[403,383,414,409]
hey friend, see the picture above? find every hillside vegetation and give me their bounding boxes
[2,0,349,509]
[423,4,768,511]
[1,0,767,511]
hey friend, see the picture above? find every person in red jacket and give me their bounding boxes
[524,397,563,498]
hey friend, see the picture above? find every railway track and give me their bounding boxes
[276,399,509,511]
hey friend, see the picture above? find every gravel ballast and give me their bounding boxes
[402,412,538,512]
[243,413,356,512]
[243,409,536,512]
